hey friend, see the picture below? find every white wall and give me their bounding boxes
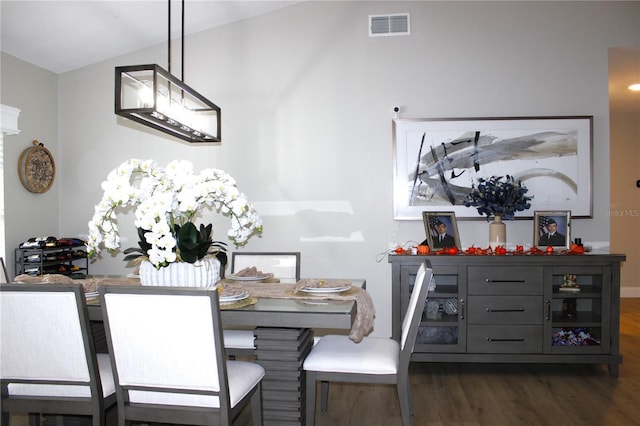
[4,1,640,338]
[610,110,640,295]
[1,53,59,269]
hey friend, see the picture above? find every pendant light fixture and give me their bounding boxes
[115,0,221,143]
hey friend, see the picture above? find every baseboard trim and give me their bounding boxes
[621,287,640,298]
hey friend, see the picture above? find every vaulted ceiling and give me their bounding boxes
[0,1,300,74]
[1,1,638,112]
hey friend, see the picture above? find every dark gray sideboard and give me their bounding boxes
[389,253,626,378]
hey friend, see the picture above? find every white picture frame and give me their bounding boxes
[533,210,572,249]
[393,116,593,220]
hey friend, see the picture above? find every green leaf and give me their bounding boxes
[122,227,153,262]
[124,222,228,266]
[175,221,214,263]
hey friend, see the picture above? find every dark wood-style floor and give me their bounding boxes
[10,299,640,426]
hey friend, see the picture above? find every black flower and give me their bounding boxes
[464,175,532,220]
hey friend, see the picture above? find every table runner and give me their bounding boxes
[14,273,137,291]
[14,274,375,343]
[220,278,375,342]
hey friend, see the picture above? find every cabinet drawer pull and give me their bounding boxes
[545,299,551,321]
[460,299,465,320]
[486,337,525,342]
[485,279,525,283]
[485,307,525,313]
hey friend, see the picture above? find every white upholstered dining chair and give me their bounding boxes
[0,257,9,283]
[99,285,265,426]
[303,262,433,426]
[224,252,301,356]
[0,283,116,426]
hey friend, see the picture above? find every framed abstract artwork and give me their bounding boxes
[392,116,593,220]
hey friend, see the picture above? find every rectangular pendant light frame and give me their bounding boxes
[115,64,221,143]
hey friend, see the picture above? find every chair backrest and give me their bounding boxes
[231,252,301,282]
[0,284,103,399]
[0,257,9,283]
[100,285,230,410]
[399,262,433,367]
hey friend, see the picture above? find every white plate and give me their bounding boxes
[227,274,268,281]
[300,285,351,294]
[219,290,249,303]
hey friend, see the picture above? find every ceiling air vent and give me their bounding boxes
[369,13,410,37]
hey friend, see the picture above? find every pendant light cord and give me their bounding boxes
[167,0,171,74]
[167,0,186,81]
[181,0,185,82]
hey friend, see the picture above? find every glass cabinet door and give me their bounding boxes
[546,265,611,354]
[401,264,466,353]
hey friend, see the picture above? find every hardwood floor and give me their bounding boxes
[9,299,640,426]
[308,299,640,426]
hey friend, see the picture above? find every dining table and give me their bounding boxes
[28,274,372,426]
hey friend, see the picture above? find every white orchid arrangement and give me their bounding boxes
[87,158,262,268]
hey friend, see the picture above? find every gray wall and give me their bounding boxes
[1,53,59,263]
[3,1,640,337]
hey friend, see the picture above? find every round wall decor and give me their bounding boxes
[18,140,56,193]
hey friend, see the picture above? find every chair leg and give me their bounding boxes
[92,413,105,426]
[397,378,412,426]
[251,382,263,426]
[305,371,317,426]
[118,405,127,426]
[320,381,330,412]
[28,413,42,426]
[407,378,414,416]
[92,404,107,426]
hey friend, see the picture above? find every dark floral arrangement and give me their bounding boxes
[464,175,532,220]
[123,224,228,268]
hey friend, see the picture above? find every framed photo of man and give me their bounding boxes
[422,211,461,250]
[533,210,571,249]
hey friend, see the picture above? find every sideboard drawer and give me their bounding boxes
[468,266,543,295]
[467,325,543,353]
[468,296,543,324]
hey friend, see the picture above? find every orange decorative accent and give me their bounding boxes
[399,244,585,256]
[417,245,430,254]
[494,246,507,255]
[569,243,585,254]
